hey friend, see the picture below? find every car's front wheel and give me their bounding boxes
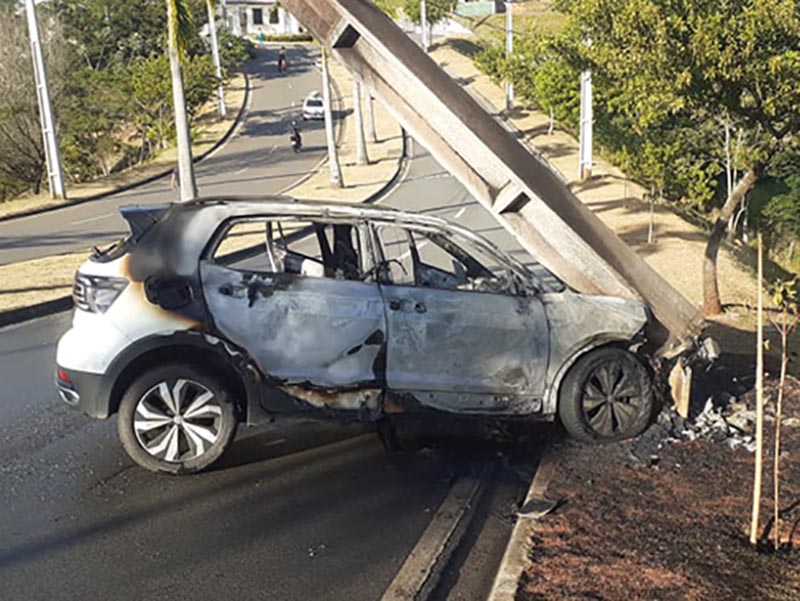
[558,347,654,442]
[117,363,238,474]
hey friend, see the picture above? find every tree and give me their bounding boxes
[166,0,198,201]
[564,0,800,316]
[400,0,456,27]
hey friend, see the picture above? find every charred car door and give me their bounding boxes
[373,223,549,415]
[199,217,387,413]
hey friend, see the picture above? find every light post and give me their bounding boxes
[207,0,227,118]
[24,0,66,199]
[420,0,428,53]
[505,1,514,112]
[578,38,593,181]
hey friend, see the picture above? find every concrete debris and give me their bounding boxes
[649,393,798,456]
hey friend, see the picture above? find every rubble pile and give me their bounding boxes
[665,373,800,453]
[621,374,800,467]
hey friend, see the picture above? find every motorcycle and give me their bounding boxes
[290,130,303,153]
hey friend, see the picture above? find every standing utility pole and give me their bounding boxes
[206,0,227,118]
[420,0,428,53]
[24,0,66,199]
[578,69,593,181]
[321,48,343,187]
[505,1,514,111]
[220,0,228,27]
[353,76,369,165]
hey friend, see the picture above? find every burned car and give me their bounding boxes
[56,197,658,474]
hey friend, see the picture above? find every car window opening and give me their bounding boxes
[213,219,365,282]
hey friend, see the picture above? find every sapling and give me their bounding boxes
[750,233,765,546]
[768,278,799,550]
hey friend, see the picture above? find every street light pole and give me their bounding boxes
[578,69,593,181]
[24,0,66,199]
[206,0,227,118]
[420,0,428,53]
[505,1,514,112]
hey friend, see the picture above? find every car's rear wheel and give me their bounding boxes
[558,347,653,442]
[117,363,238,474]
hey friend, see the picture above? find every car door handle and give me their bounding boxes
[414,302,426,314]
[388,299,401,311]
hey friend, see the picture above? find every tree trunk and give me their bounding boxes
[167,4,198,201]
[702,167,760,316]
[353,76,369,166]
[321,48,343,188]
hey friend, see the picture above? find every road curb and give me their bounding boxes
[0,296,73,330]
[486,448,558,601]
[0,70,252,225]
[382,464,493,601]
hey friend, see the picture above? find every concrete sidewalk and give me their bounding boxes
[0,58,403,319]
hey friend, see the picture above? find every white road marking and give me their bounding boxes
[234,167,248,175]
[268,144,278,154]
[454,207,467,219]
[71,212,113,226]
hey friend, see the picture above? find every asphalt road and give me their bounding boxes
[0,52,541,601]
[0,46,329,267]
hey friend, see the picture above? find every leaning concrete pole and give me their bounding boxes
[281,0,704,351]
[24,0,66,199]
[207,0,228,118]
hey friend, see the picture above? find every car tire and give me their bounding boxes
[117,363,239,474]
[558,347,653,443]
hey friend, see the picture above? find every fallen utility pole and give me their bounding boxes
[281,0,704,351]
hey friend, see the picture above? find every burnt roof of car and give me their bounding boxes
[184,195,412,216]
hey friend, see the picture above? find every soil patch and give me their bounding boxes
[519,374,800,600]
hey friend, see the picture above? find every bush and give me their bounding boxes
[252,33,313,42]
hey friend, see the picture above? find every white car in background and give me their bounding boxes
[302,92,325,120]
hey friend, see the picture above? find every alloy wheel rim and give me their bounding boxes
[581,360,644,436]
[133,379,222,463]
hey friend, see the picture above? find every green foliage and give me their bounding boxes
[770,277,799,314]
[217,28,255,71]
[129,53,216,155]
[55,0,168,70]
[252,33,314,42]
[59,67,131,180]
[401,0,457,26]
[469,0,800,264]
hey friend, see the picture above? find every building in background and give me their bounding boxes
[225,1,304,37]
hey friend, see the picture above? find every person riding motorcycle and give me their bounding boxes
[289,121,302,153]
[277,46,287,72]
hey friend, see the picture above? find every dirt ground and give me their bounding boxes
[519,373,800,601]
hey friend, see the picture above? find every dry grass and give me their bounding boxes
[0,252,86,312]
[0,73,247,220]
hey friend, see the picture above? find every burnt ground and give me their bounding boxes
[518,372,800,601]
